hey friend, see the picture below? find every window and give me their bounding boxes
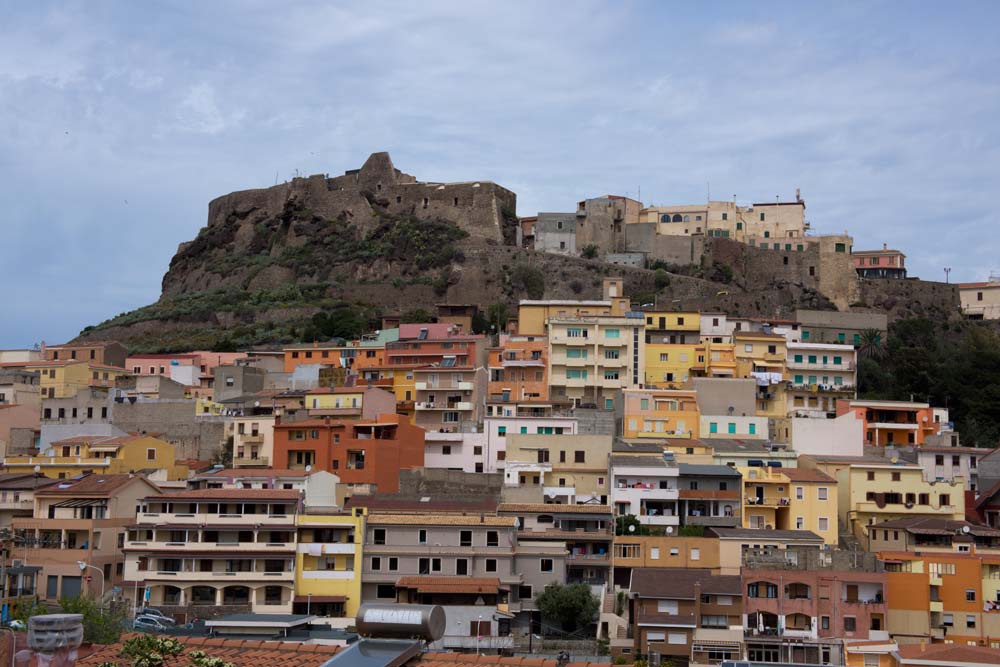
[650,547,660,559]
[605,328,620,338]
[795,487,804,500]
[749,423,756,435]
[146,448,156,461]
[867,471,875,481]
[388,557,398,571]
[966,590,976,602]
[796,517,804,529]
[574,451,585,463]
[487,531,498,547]
[540,559,553,572]
[940,494,951,506]
[460,530,472,547]
[968,615,977,628]
[376,584,395,599]
[456,559,469,575]
[892,472,901,482]
[604,370,619,380]
[419,529,427,544]
[722,213,728,221]
[668,633,686,645]
[818,487,828,501]
[821,616,830,630]
[844,617,856,632]
[370,557,381,571]
[690,548,700,560]
[485,558,497,572]
[818,517,829,532]
[373,529,386,545]
[727,423,736,434]
[835,243,846,253]
[657,600,678,614]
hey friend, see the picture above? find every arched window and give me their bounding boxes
[672,214,682,223]
[683,215,690,222]
[661,214,670,223]
[223,585,250,605]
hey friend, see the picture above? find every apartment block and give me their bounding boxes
[622,388,699,439]
[740,466,839,545]
[853,244,907,279]
[677,464,742,529]
[5,433,188,480]
[15,473,160,603]
[960,279,1000,320]
[836,399,945,447]
[503,433,611,504]
[413,364,486,433]
[294,509,365,624]
[124,488,299,618]
[786,342,857,416]
[45,340,128,368]
[272,413,424,494]
[486,335,551,416]
[227,414,276,468]
[612,536,723,586]
[742,547,887,665]
[734,332,787,418]
[794,309,888,347]
[625,567,744,666]
[610,455,679,529]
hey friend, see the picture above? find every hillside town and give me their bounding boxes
[2,238,1000,667]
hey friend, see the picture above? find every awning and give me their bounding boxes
[51,498,108,508]
[293,595,345,603]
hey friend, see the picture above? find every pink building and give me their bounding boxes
[125,351,246,399]
[852,244,906,279]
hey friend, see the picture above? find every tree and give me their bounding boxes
[59,595,126,645]
[536,583,599,634]
[857,328,886,361]
[581,244,599,259]
[98,635,236,667]
[511,264,545,299]
[615,513,645,536]
[654,269,670,290]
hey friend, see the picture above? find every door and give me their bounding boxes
[845,584,858,603]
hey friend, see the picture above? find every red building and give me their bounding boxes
[272,413,424,494]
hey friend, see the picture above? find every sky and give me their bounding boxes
[2,1,1000,348]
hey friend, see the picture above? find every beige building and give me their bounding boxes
[959,279,1000,320]
[413,364,487,433]
[637,197,807,245]
[503,433,612,504]
[227,414,276,467]
[124,488,300,617]
[786,342,857,417]
[15,473,161,603]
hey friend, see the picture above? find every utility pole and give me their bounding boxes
[944,267,951,284]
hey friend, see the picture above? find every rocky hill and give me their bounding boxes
[78,152,952,352]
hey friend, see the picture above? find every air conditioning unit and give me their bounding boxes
[11,560,23,568]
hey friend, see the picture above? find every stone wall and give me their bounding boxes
[113,401,226,460]
[858,278,960,323]
[399,468,503,496]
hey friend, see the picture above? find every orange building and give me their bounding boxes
[282,342,359,373]
[271,413,424,494]
[487,335,549,408]
[880,550,1000,645]
[44,340,127,368]
[837,399,944,447]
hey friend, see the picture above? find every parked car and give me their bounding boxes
[133,617,170,633]
[136,608,176,624]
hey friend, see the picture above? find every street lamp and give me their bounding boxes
[944,267,952,284]
[76,561,104,605]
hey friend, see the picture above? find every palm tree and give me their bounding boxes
[858,328,885,360]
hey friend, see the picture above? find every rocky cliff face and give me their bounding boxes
[79,153,847,352]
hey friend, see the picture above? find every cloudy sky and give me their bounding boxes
[3,1,999,348]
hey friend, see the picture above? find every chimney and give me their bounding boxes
[882,243,888,251]
[275,414,281,426]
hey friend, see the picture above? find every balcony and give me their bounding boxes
[745,497,790,508]
[440,636,514,650]
[787,361,856,371]
[543,486,576,498]
[415,401,473,411]
[869,422,918,430]
[929,600,943,613]
[637,513,680,527]
[929,574,942,586]
[614,487,680,506]
[299,570,356,580]
[296,543,355,555]
[126,539,295,552]
[240,434,264,444]
[136,512,292,526]
[0,498,34,511]
[233,455,270,467]
[144,569,293,582]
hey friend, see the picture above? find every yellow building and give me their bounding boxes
[5,434,188,480]
[622,388,699,439]
[516,278,630,336]
[740,466,839,545]
[803,458,966,542]
[734,332,788,418]
[24,360,130,399]
[692,341,737,378]
[644,343,697,388]
[295,509,365,622]
[503,433,611,504]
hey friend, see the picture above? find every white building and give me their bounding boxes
[610,455,679,528]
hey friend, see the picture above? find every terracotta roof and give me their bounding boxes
[497,503,613,515]
[77,634,340,667]
[367,514,516,527]
[895,642,1000,665]
[0,474,59,491]
[195,468,313,479]
[37,474,156,497]
[871,516,1000,536]
[781,468,836,483]
[126,353,200,360]
[148,488,301,501]
[395,576,501,594]
[958,282,1000,289]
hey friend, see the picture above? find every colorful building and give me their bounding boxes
[740,466,839,545]
[7,360,130,399]
[413,364,486,433]
[5,433,188,480]
[642,311,700,387]
[691,340,737,378]
[503,433,611,504]
[786,342,857,417]
[836,399,944,447]
[272,414,424,494]
[852,244,907,279]
[486,335,552,416]
[734,332,788,418]
[294,508,365,624]
[44,341,127,368]
[622,388,699,439]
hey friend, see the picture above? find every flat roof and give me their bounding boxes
[205,613,317,628]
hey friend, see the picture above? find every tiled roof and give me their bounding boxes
[346,494,499,513]
[77,635,340,667]
[0,473,59,491]
[148,488,301,501]
[367,514,517,526]
[630,568,741,598]
[895,642,1000,665]
[395,576,501,594]
[781,468,836,483]
[37,474,155,497]
[873,516,1000,536]
[497,503,612,515]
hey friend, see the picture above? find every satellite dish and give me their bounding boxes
[305,465,312,472]
[254,401,260,407]
[962,525,971,534]
[890,457,898,464]
[665,526,674,534]
[628,525,636,533]
[34,465,40,474]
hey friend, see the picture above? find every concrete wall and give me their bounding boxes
[113,400,226,460]
[626,224,704,265]
[398,467,503,496]
[534,213,577,255]
[783,412,864,458]
[692,378,756,416]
